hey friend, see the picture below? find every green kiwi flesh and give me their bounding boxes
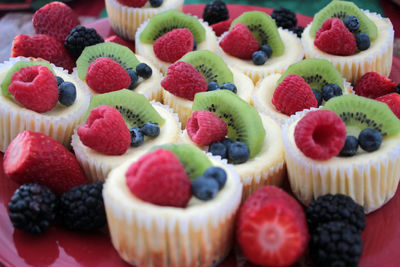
[86,89,164,129]
[309,0,378,41]
[76,42,140,81]
[277,59,344,91]
[230,11,285,57]
[139,10,206,44]
[192,90,265,158]
[152,144,212,181]
[323,94,400,137]
[180,50,233,84]
[1,61,55,97]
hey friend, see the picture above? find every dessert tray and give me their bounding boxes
[0,4,399,267]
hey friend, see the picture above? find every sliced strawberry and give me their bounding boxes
[354,72,397,99]
[117,0,147,7]
[219,23,259,59]
[376,93,400,119]
[211,19,233,37]
[153,28,194,63]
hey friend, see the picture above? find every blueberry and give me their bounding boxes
[322,83,342,102]
[259,45,273,58]
[339,136,359,157]
[221,137,234,147]
[252,51,267,66]
[355,33,370,51]
[312,89,323,106]
[394,84,400,94]
[220,83,237,94]
[344,16,360,32]
[136,63,152,79]
[203,166,227,189]
[141,122,160,137]
[208,142,227,158]
[129,128,144,147]
[56,76,64,86]
[126,69,138,90]
[191,177,219,201]
[227,142,250,164]
[208,81,220,91]
[58,82,76,106]
[358,128,382,152]
[193,40,197,51]
[149,0,163,7]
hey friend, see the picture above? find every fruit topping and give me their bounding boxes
[56,76,64,86]
[203,0,229,25]
[272,74,318,116]
[313,89,323,106]
[211,19,232,37]
[117,0,147,8]
[322,83,343,101]
[260,44,273,57]
[126,69,139,89]
[149,0,163,7]
[376,93,400,119]
[289,26,304,38]
[208,142,227,158]
[161,61,207,100]
[207,81,220,91]
[8,183,57,235]
[237,186,309,267]
[64,25,104,59]
[129,128,144,147]
[355,32,370,51]
[32,1,79,43]
[105,35,135,52]
[394,84,400,94]
[271,7,297,29]
[191,176,219,201]
[339,135,359,157]
[220,23,259,60]
[314,18,356,56]
[141,122,160,137]
[354,72,396,99]
[58,81,77,106]
[59,182,106,231]
[3,131,87,194]
[135,62,152,79]
[252,50,267,65]
[153,28,194,63]
[343,16,360,32]
[227,141,250,164]
[203,166,227,189]
[294,110,347,160]
[220,82,237,93]
[126,149,192,207]
[86,57,131,94]
[358,128,382,152]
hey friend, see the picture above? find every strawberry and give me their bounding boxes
[117,0,147,7]
[237,186,309,267]
[354,72,397,99]
[126,149,192,207]
[106,35,135,52]
[220,23,259,60]
[376,93,400,119]
[32,1,79,43]
[3,131,87,195]
[153,28,194,63]
[314,18,356,56]
[211,19,233,37]
[11,34,76,73]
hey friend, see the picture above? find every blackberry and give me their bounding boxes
[289,26,304,38]
[203,0,229,25]
[394,84,400,94]
[8,183,57,235]
[310,221,362,267]
[64,25,104,58]
[59,182,106,231]
[306,194,366,233]
[271,7,297,29]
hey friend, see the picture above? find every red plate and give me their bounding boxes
[1,4,400,267]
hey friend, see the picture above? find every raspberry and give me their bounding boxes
[106,35,135,52]
[86,57,131,93]
[271,74,318,116]
[203,0,229,25]
[354,72,397,99]
[376,93,400,119]
[271,7,297,29]
[294,110,347,160]
[289,26,304,38]
[187,110,228,146]
[314,18,356,56]
[161,61,207,101]
[77,105,131,155]
[153,28,194,63]
[211,19,233,37]
[126,149,192,207]
[220,23,259,60]
[117,0,147,7]
[11,34,76,72]
[8,65,58,113]
[32,1,79,43]
[64,26,104,58]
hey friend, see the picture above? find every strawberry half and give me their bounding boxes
[376,93,400,119]
[354,72,397,99]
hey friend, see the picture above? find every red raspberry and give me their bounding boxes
[86,57,131,94]
[220,23,260,59]
[294,110,347,160]
[11,34,76,73]
[161,61,207,101]
[237,186,309,267]
[354,72,397,99]
[117,0,147,7]
[314,18,356,56]
[106,35,135,52]
[211,19,233,37]
[153,28,194,63]
[8,65,58,113]
[77,105,131,155]
[272,74,318,116]
[126,149,192,207]
[376,93,400,119]
[3,131,87,194]
[32,1,79,43]
[187,110,228,146]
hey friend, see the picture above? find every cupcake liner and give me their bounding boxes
[103,153,243,267]
[0,57,91,152]
[282,108,400,213]
[105,0,184,41]
[162,89,192,129]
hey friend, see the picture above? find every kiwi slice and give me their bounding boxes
[309,0,378,41]
[230,11,285,57]
[1,61,55,97]
[152,144,212,181]
[192,90,265,158]
[139,10,206,44]
[76,42,140,81]
[277,59,344,91]
[323,94,400,137]
[180,50,233,84]
[85,89,164,128]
